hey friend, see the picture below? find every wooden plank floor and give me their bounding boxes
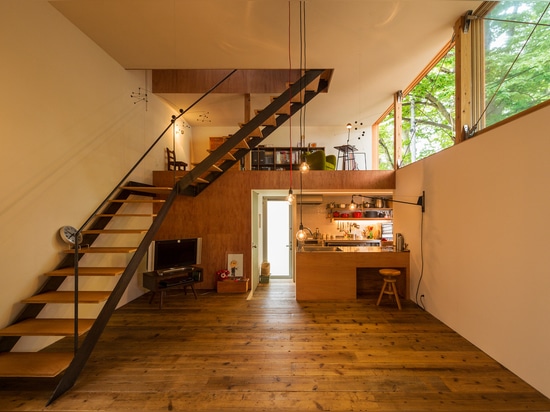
[1,280,549,411]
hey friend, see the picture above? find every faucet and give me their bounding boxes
[302,226,314,237]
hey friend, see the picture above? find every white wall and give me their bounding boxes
[395,105,550,398]
[0,1,187,349]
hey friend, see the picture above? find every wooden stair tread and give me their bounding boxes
[0,318,94,337]
[119,186,172,194]
[96,213,157,217]
[0,352,74,378]
[22,291,111,304]
[212,135,250,150]
[287,78,319,92]
[238,123,263,138]
[272,97,292,115]
[45,267,125,276]
[82,229,148,234]
[108,199,165,203]
[254,110,277,126]
[64,247,138,254]
[207,150,236,161]
[191,163,223,173]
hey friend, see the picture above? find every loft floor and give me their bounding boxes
[1,279,549,411]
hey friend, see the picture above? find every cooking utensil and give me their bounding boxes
[352,212,362,218]
[375,198,386,208]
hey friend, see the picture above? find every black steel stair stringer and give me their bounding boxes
[178,69,331,196]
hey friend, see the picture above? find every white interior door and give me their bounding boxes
[264,198,292,279]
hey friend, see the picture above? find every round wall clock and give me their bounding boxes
[59,226,83,245]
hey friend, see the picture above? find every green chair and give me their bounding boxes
[305,150,336,170]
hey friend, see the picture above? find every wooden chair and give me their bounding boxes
[376,268,402,310]
[166,147,187,171]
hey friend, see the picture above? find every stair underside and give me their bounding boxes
[119,186,172,195]
[64,247,137,254]
[95,213,156,217]
[0,352,73,378]
[22,291,111,304]
[108,199,165,203]
[44,267,125,276]
[0,318,94,336]
[82,229,148,234]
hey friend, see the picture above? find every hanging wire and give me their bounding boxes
[471,2,550,134]
[286,1,294,203]
[300,1,307,142]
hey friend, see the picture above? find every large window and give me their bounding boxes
[481,1,550,127]
[374,1,550,170]
[377,46,456,169]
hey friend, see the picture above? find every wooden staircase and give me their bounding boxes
[0,68,332,404]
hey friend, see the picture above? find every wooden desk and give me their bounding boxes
[295,249,409,301]
[142,267,203,308]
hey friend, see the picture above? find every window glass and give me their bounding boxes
[377,110,395,170]
[400,48,456,167]
[483,1,550,126]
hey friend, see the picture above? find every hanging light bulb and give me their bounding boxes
[287,188,295,204]
[296,223,308,241]
[349,195,357,210]
[299,161,310,173]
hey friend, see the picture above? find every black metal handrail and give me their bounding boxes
[48,68,331,404]
[70,69,237,353]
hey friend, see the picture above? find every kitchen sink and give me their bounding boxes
[302,246,342,252]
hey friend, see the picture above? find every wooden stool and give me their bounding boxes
[376,269,402,310]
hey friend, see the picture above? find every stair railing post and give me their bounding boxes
[73,230,80,354]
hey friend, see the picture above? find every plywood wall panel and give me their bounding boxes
[153,170,395,290]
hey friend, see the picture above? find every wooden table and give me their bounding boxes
[295,248,410,301]
[142,267,203,308]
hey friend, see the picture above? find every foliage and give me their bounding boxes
[378,49,456,169]
[484,1,550,126]
[378,1,550,170]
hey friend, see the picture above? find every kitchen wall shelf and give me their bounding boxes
[330,217,393,221]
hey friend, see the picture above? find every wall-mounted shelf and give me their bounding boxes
[251,146,325,170]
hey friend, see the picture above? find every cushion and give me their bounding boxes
[325,155,337,170]
[306,150,334,170]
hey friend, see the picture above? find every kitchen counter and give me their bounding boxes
[296,248,410,301]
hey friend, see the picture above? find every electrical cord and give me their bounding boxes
[415,205,426,311]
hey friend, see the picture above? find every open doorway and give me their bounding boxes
[263,197,292,279]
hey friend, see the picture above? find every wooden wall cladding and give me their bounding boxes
[152,69,303,94]
[153,170,395,290]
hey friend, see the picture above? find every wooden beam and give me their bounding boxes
[152,69,302,94]
[455,14,473,143]
[393,91,403,169]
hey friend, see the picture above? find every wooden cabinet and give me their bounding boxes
[251,146,324,170]
[296,250,410,301]
[217,279,249,293]
[142,267,203,308]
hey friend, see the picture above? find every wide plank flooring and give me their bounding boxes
[1,280,549,411]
